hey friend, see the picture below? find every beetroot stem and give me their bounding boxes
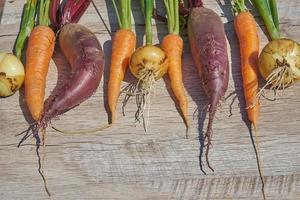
[193,0,203,7]
[50,0,92,28]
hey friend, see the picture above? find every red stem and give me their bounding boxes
[179,0,190,16]
[179,0,204,16]
[193,0,203,7]
[50,0,92,29]
[62,0,92,25]
[49,0,61,29]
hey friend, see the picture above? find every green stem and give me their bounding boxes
[269,0,279,31]
[127,0,132,28]
[265,0,271,14]
[112,0,132,30]
[142,0,154,45]
[169,0,174,32]
[164,0,172,33]
[232,0,247,14]
[252,0,280,40]
[164,0,179,35]
[120,0,127,29]
[39,0,50,26]
[112,0,122,28]
[140,0,146,17]
[14,0,38,59]
[174,0,179,34]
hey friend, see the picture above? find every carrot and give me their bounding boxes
[161,0,189,135]
[25,25,55,121]
[233,1,260,130]
[108,0,136,124]
[233,1,265,199]
[24,0,55,121]
[19,0,54,196]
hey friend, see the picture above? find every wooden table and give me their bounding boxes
[0,0,299,199]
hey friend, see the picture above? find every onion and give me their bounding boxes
[259,38,300,90]
[130,45,168,81]
[0,52,25,97]
[125,45,168,131]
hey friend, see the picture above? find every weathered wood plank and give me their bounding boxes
[0,0,300,199]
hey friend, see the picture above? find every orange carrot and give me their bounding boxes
[108,0,136,123]
[233,1,265,199]
[162,0,189,135]
[24,0,55,122]
[20,1,55,196]
[161,34,189,132]
[108,29,136,123]
[233,6,260,130]
[25,25,55,121]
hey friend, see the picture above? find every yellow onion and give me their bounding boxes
[0,52,25,97]
[130,45,168,81]
[259,38,300,89]
[126,45,168,131]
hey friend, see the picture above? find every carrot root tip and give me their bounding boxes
[17,123,39,147]
[17,123,50,196]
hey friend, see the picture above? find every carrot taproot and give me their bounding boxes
[233,2,260,130]
[161,0,189,135]
[108,0,136,124]
[24,0,54,122]
[25,25,55,121]
[20,0,54,196]
[233,1,265,199]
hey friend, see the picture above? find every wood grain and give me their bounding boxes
[0,0,300,199]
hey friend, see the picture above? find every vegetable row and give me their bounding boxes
[0,0,299,197]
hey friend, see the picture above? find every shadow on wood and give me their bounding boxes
[181,36,209,174]
[217,0,249,123]
[102,40,112,123]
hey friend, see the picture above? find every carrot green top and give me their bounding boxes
[164,0,180,35]
[233,0,247,14]
[38,0,51,26]
[14,0,38,59]
[14,0,52,59]
[112,0,132,30]
[140,0,154,45]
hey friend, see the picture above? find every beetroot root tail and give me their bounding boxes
[204,129,214,172]
[203,99,218,172]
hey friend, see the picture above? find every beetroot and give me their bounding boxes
[187,2,229,171]
[43,23,104,122]
[41,0,104,124]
